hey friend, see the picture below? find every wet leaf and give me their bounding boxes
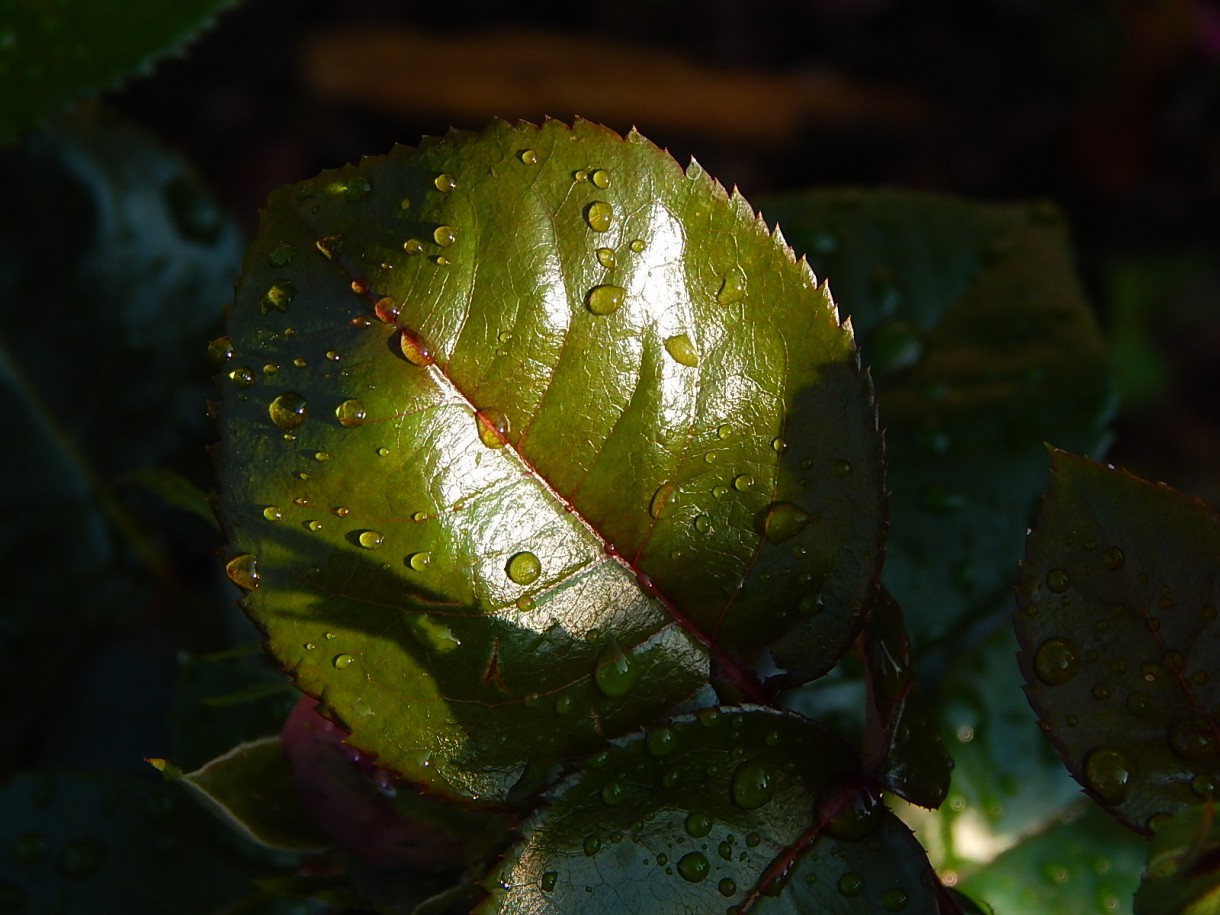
[216,119,884,800]
[0,1,238,144]
[763,191,1113,651]
[1134,803,1220,915]
[1016,450,1220,832]
[479,708,937,913]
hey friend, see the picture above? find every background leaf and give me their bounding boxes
[1016,450,1220,833]
[760,191,1113,654]
[217,119,884,800]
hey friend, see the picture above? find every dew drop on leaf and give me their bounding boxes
[649,482,675,519]
[1033,637,1080,685]
[595,246,616,268]
[718,878,737,898]
[228,366,255,388]
[882,888,909,911]
[400,330,435,366]
[586,284,625,315]
[505,551,542,585]
[685,812,713,838]
[1168,715,1218,761]
[333,654,355,669]
[693,514,711,534]
[760,501,810,544]
[261,281,294,313]
[594,640,637,697]
[583,835,601,856]
[600,781,624,806]
[590,168,611,189]
[585,201,613,232]
[717,267,746,305]
[541,871,558,892]
[208,336,234,363]
[407,551,432,572]
[519,149,538,165]
[224,554,259,591]
[731,759,775,810]
[357,531,384,550]
[838,872,865,897]
[646,725,676,756]
[433,173,456,192]
[664,333,699,367]
[733,474,753,492]
[335,398,366,426]
[1191,774,1217,798]
[1046,568,1071,593]
[268,392,308,431]
[433,225,456,247]
[629,238,646,253]
[315,235,341,259]
[1102,546,1124,570]
[476,409,510,448]
[833,459,853,477]
[677,851,709,883]
[262,506,282,522]
[403,237,423,255]
[1083,747,1136,802]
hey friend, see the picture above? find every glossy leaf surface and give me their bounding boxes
[763,191,1112,651]
[0,0,238,144]
[1016,450,1220,832]
[480,708,936,913]
[217,120,883,800]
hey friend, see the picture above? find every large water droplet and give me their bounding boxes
[677,851,709,883]
[587,284,625,315]
[1034,638,1080,686]
[335,398,366,426]
[506,551,541,585]
[733,473,753,492]
[664,333,699,367]
[717,268,746,305]
[403,237,424,255]
[225,554,259,591]
[476,409,509,448]
[596,246,616,268]
[358,531,384,550]
[519,149,538,165]
[594,640,638,697]
[760,501,809,543]
[262,506,283,522]
[540,871,557,892]
[408,551,432,572]
[590,168,611,189]
[333,653,355,669]
[433,225,456,247]
[1169,715,1217,761]
[400,330,435,366]
[731,759,775,809]
[434,173,456,193]
[685,812,713,838]
[1083,747,1135,802]
[269,392,308,431]
[261,281,294,313]
[649,482,675,519]
[585,201,613,232]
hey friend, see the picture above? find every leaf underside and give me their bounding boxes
[1016,449,1220,833]
[216,119,884,801]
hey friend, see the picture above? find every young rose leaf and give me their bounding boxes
[480,708,937,913]
[1016,450,1220,833]
[763,192,1113,651]
[216,120,884,801]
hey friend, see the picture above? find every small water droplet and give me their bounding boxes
[433,225,456,247]
[268,392,307,431]
[838,873,865,897]
[519,149,538,165]
[225,554,259,591]
[649,482,675,519]
[407,551,432,572]
[263,362,279,376]
[881,888,909,911]
[731,759,775,809]
[596,246,616,268]
[262,506,283,522]
[403,237,424,255]
[1046,569,1071,593]
[717,268,746,305]
[400,330,435,366]
[594,640,637,697]
[292,356,307,369]
[685,812,713,838]
[585,201,613,232]
[335,398,366,426]
[693,514,711,535]
[1192,774,1217,798]
[833,459,853,478]
[1102,547,1124,570]
[350,279,369,296]
[733,474,753,492]
[759,501,809,544]
[228,366,255,388]
[506,550,541,585]
[586,284,625,315]
[1083,746,1135,801]
[600,781,624,805]
[261,281,294,313]
[357,531,384,550]
[712,485,729,499]
[646,725,676,756]
[433,255,450,266]
[664,333,699,367]
[434,173,456,193]
[541,871,558,892]
[590,168,611,189]
[268,242,296,267]
[718,878,737,897]
[477,408,510,448]
[555,694,573,714]
[333,653,355,669]
[1034,638,1080,686]
[629,238,646,253]
[583,834,601,856]
[677,851,709,883]
[306,519,322,531]
[1169,715,1217,761]
[208,336,234,363]
[315,235,341,259]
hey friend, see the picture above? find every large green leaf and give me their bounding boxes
[480,708,937,913]
[1016,450,1220,833]
[761,191,1113,651]
[0,0,238,144]
[217,120,884,801]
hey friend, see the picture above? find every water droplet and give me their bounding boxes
[693,514,711,534]
[712,485,729,499]
[335,398,366,426]
[261,281,294,313]
[649,482,675,519]
[600,781,624,805]
[587,284,625,315]
[1083,747,1135,801]
[1192,774,1217,798]
[262,506,283,522]
[541,871,558,892]
[583,834,601,856]
[357,531,384,550]
[685,812,713,838]
[408,551,432,572]
[208,336,234,363]
[228,366,255,388]
[433,225,456,247]
[585,201,613,232]
[822,788,882,839]
[315,235,341,259]
[1169,715,1217,761]
[838,873,865,897]
[677,851,709,883]
[698,708,721,727]
[596,246,616,268]
[519,149,538,165]
[555,694,574,714]
[664,333,699,367]
[629,238,646,253]
[1102,546,1124,570]
[1092,683,1112,700]
[594,640,638,697]
[333,653,355,669]
[760,501,809,543]
[476,408,509,448]
[717,877,737,898]
[292,356,308,369]
[1034,638,1080,686]
[506,550,541,585]
[268,392,308,431]
[590,168,611,189]
[1046,569,1071,593]
[434,173,456,192]
[400,330,435,366]
[350,279,369,296]
[269,242,296,267]
[306,519,322,531]
[882,888,909,911]
[433,254,450,266]
[515,595,535,611]
[403,237,424,255]
[833,459,853,478]
[224,554,259,591]
[646,725,676,756]
[732,473,753,492]
[263,362,279,376]
[717,268,746,305]
[56,837,106,879]
[731,759,775,809]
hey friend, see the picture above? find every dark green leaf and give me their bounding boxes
[479,708,937,913]
[0,1,238,144]
[1016,450,1220,832]
[1134,803,1220,915]
[217,120,884,800]
[762,191,1113,651]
